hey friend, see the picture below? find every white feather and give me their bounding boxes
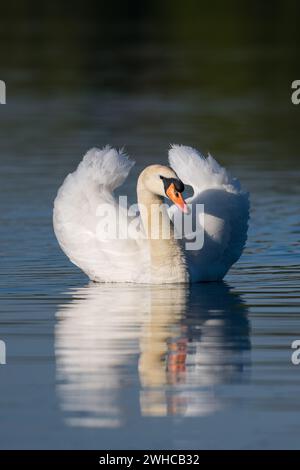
[53,146,150,283]
[168,145,249,281]
[169,144,240,194]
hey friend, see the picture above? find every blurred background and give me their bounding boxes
[0,0,300,450]
[1,0,300,165]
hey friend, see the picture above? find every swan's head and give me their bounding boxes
[138,164,188,213]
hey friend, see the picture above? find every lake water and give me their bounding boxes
[0,3,300,449]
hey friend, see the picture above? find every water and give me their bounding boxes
[0,2,300,449]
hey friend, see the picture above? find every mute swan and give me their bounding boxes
[53,145,249,283]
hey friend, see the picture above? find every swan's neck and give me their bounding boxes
[137,185,188,283]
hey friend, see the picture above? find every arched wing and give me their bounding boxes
[53,146,149,282]
[168,145,249,281]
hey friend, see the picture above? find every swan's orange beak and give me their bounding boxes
[166,183,188,213]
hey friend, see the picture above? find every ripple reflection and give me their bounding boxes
[55,283,250,427]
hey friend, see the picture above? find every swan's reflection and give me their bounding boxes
[55,282,250,427]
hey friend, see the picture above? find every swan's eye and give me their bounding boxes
[161,176,184,195]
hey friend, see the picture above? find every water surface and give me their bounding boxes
[0,2,300,449]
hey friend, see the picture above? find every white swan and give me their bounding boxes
[53,145,249,283]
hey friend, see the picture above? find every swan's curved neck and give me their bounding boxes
[137,181,188,283]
